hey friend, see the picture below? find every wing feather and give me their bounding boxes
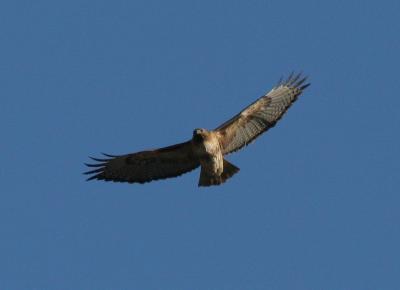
[216,73,310,154]
[84,141,199,184]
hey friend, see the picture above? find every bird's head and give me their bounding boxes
[192,128,208,143]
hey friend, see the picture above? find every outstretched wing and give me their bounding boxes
[215,73,310,154]
[84,141,199,184]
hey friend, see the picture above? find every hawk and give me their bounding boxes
[85,73,310,186]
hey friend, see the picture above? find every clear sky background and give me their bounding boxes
[1,0,399,289]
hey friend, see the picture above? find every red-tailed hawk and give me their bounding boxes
[85,73,310,186]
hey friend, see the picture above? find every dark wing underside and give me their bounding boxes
[215,73,310,154]
[84,141,199,184]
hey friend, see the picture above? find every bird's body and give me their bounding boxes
[192,129,223,175]
[85,73,310,186]
[190,128,238,186]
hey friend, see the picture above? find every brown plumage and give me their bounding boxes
[84,73,310,186]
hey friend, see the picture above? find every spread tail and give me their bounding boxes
[198,159,240,187]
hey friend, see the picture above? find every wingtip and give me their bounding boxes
[300,82,311,90]
[83,167,105,175]
[277,76,284,86]
[286,71,295,83]
[84,162,105,168]
[85,170,106,181]
[294,76,307,87]
[101,152,119,158]
[288,72,301,85]
[84,153,113,181]
[284,72,310,90]
[277,72,309,88]
[86,175,98,181]
[89,156,110,162]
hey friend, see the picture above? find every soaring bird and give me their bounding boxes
[85,73,310,186]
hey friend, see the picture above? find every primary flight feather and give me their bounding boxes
[85,73,310,186]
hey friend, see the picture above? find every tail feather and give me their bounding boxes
[198,159,240,187]
[221,159,240,181]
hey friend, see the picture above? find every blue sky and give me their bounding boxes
[1,0,400,289]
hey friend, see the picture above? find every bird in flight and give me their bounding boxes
[85,73,310,186]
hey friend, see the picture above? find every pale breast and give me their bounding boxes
[201,136,223,175]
